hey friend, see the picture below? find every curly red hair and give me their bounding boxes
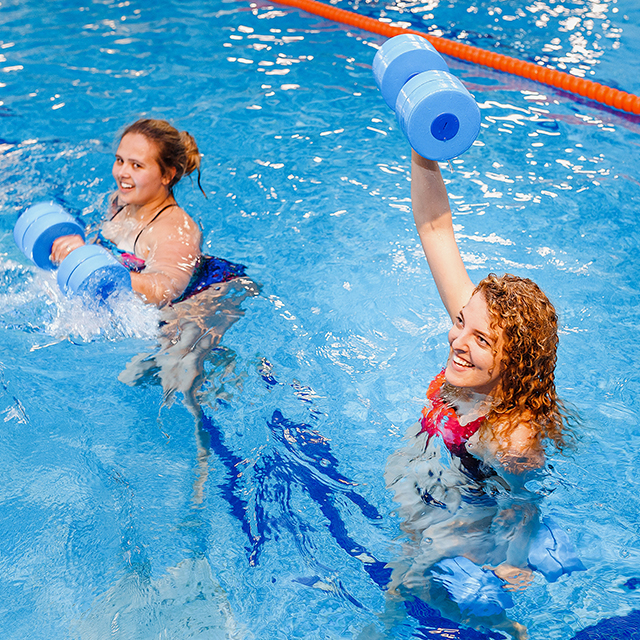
[472,273,571,452]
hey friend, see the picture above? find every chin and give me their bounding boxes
[444,362,469,387]
[444,362,495,395]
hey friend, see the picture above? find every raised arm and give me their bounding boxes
[411,150,475,321]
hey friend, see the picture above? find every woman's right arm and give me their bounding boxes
[50,197,119,265]
[411,149,475,321]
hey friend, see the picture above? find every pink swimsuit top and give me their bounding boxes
[420,370,486,458]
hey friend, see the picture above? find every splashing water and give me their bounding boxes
[0,258,160,345]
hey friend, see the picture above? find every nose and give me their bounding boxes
[450,327,469,352]
[113,160,129,176]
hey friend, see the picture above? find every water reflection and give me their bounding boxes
[382,417,541,639]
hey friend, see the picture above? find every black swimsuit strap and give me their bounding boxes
[132,203,179,253]
[110,196,126,221]
[109,198,179,253]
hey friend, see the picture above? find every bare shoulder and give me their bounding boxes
[496,418,545,472]
[150,206,201,244]
[160,205,198,229]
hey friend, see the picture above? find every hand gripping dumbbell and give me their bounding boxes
[373,34,481,161]
[433,517,585,616]
[14,202,132,300]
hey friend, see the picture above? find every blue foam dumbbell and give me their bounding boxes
[373,34,481,161]
[528,517,585,582]
[57,244,131,300]
[14,202,131,301]
[372,34,450,110]
[433,556,514,617]
[13,202,85,270]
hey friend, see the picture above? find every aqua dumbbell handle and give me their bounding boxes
[57,244,132,300]
[13,202,85,270]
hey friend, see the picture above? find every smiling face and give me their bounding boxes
[445,292,504,396]
[112,132,175,207]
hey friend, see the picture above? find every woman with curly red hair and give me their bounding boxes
[407,149,570,470]
[383,151,576,636]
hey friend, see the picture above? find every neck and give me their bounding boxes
[442,381,494,423]
[125,191,174,220]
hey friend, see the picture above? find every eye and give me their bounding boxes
[455,314,463,327]
[132,162,142,169]
[114,156,123,164]
[477,334,492,347]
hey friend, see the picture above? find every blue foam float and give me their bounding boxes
[57,244,131,300]
[396,69,480,161]
[527,517,585,582]
[373,34,450,110]
[14,201,131,300]
[373,34,481,161]
[433,556,514,617]
[13,202,85,270]
[433,519,584,616]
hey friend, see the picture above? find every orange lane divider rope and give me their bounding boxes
[271,0,640,116]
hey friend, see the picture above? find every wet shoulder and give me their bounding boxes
[149,206,202,245]
[493,418,545,473]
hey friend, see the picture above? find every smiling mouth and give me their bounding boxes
[119,180,134,190]
[452,355,474,369]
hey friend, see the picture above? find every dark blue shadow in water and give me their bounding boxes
[201,407,640,637]
[201,362,640,640]
[201,407,508,639]
[571,610,640,639]
[200,410,258,559]
[404,597,505,639]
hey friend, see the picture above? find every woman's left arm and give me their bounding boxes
[132,210,202,306]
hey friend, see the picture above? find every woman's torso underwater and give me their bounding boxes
[384,370,542,577]
[96,200,248,304]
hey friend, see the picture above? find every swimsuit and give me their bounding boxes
[420,370,485,456]
[95,201,247,302]
[420,370,492,478]
[172,254,246,303]
[95,230,146,272]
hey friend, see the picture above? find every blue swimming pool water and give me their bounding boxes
[1,0,640,638]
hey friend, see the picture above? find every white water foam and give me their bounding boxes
[0,258,160,344]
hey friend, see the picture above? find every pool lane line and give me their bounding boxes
[269,0,640,116]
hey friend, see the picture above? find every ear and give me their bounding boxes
[162,166,177,186]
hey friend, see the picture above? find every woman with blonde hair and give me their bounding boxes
[51,118,245,306]
[52,118,257,501]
